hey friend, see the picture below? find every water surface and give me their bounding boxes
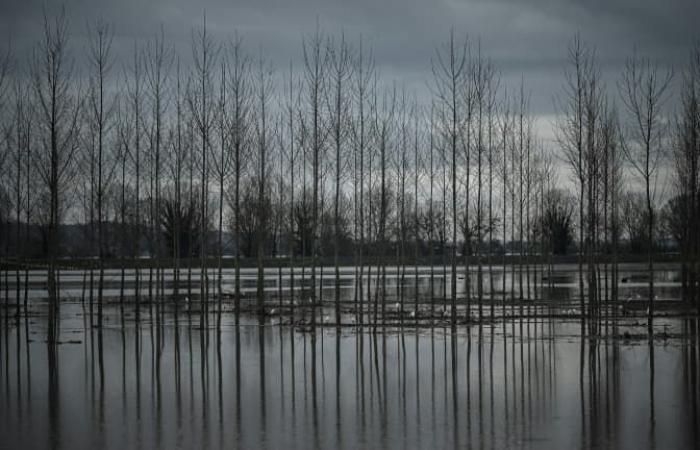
[1,301,698,449]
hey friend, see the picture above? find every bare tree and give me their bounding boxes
[618,51,673,334]
[12,81,36,319]
[327,32,352,326]
[6,77,33,321]
[86,19,116,328]
[485,65,500,317]
[673,43,700,306]
[412,103,422,323]
[499,89,512,318]
[600,102,623,331]
[373,85,395,326]
[31,8,82,342]
[395,88,410,321]
[302,23,328,326]
[471,44,497,320]
[351,38,374,326]
[432,30,468,326]
[170,57,186,302]
[145,27,172,344]
[582,58,603,326]
[115,95,132,303]
[226,35,251,318]
[124,42,145,318]
[189,16,216,323]
[555,35,595,324]
[213,53,231,305]
[253,54,274,317]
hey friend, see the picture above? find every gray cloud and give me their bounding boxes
[1,0,696,121]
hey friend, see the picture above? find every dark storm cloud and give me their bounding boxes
[0,0,697,119]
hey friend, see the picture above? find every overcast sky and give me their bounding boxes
[1,0,698,152]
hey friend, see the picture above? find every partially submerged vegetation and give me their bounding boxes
[0,10,698,338]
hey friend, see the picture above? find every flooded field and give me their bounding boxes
[1,264,698,449]
[0,262,686,302]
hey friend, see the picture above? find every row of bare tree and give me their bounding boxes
[0,11,698,332]
[556,36,699,335]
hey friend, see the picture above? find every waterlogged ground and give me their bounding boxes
[1,301,699,450]
[1,262,686,302]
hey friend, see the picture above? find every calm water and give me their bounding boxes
[1,301,699,449]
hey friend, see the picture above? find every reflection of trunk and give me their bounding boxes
[47,335,60,447]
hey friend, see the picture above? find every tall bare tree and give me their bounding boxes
[673,44,700,306]
[145,27,172,343]
[254,54,274,317]
[351,38,374,326]
[170,57,186,302]
[226,35,251,318]
[432,30,468,326]
[555,35,594,324]
[618,51,673,334]
[86,19,116,328]
[302,24,328,326]
[189,16,216,323]
[31,8,82,342]
[327,32,352,326]
[124,42,144,318]
[0,44,11,313]
[214,54,232,305]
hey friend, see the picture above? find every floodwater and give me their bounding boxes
[1,262,685,301]
[0,264,698,449]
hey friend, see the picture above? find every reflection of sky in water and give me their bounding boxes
[0,303,697,449]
